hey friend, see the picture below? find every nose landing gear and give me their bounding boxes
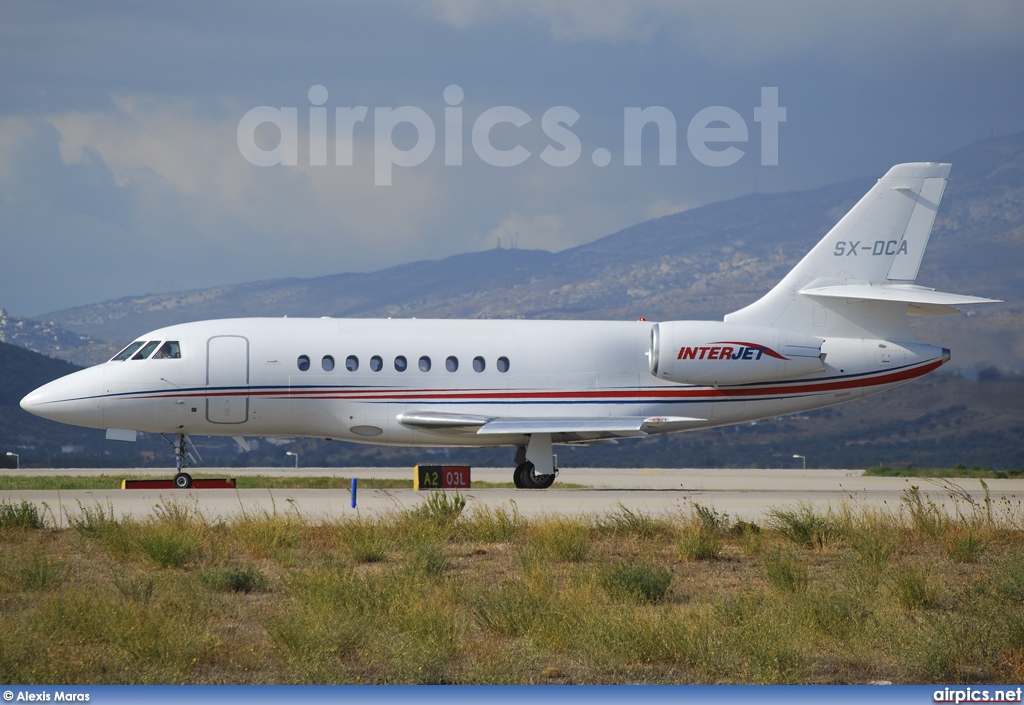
[162,432,198,489]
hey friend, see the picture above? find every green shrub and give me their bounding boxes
[677,526,723,561]
[994,553,1024,603]
[732,520,763,556]
[460,503,523,543]
[414,491,466,528]
[137,525,202,568]
[903,614,980,681]
[2,554,70,591]
[528,517,590,562]
[902,486,946,540]
[232,511,303,561]
[890,566,941,609]
[67,502,133,556]
[202,564,269,593]
[767,504,837,549]
[763,545,808,594]
[0,500,43,529]
[601,562,672,604]
[596,504,672,538]
[847,524,897,572]
[348,531,390,563]
[800,584,869,640]
[67,501,119,534]
[693,503,730,535]
[730,520,761,538]
[113,573,156,603]
[407,540,448,576]
[473,580,541,636]
[700,593,811,683]
[943,529,990,563]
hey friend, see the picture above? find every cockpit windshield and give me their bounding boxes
[111,340,182,362]
[111,341,145,361]
[132,341,161,360]
[153,341,181,359]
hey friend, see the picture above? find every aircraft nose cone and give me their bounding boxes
[20,387,46,413]
[19,367,106,429]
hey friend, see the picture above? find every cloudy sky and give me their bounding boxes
[2,1,1023,316]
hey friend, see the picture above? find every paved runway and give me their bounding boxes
[4,467,1022,525]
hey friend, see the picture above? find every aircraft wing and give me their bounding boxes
[397,410,704,442]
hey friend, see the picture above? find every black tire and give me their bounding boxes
[173,472,192,489]
[513,462,557,489]
[513,462,530,489]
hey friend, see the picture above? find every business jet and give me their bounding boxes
[21,163,999,488]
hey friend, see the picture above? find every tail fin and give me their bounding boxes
[726,163,998,339]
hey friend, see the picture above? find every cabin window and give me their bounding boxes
[346,355,359,372]
[370,355,383,372]
[153,341,181,359]
[473,356,485,372]
[112,341,145,361]
[419,356,431,372]
[497,356,509,373]
[297,355,311,371]
[322,355,335,372]
[394,355,407,372]
[446,356,458,372]
[133,341,161,360]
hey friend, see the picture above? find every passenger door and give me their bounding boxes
[207,336,249,424]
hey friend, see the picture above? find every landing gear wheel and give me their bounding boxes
[530,468,556,489]
[173,472,192,489]
[513,462,557,489]
[513,462,530,489]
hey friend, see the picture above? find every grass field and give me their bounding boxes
[864,465,1024,479]
[2,487,1023,684]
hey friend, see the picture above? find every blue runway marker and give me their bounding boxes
[351,477,357,508]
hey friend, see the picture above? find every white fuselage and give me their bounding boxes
[20,316,947,448]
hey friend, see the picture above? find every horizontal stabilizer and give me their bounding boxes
[799,283,1002,316]
[723,162,998,335]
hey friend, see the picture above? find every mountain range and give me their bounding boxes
[19,132,1024,373]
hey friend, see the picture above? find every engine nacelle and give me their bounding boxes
[650,321,825,386]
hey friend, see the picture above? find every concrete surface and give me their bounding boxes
[4,467,1021,524]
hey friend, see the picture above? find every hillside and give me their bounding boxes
[0,341,92,466]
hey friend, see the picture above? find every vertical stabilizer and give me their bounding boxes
[725,163,951,339]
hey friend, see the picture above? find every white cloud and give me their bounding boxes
[44,95,453,269]
[7,94,679,313]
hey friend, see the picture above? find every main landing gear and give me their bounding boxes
[162,432,196,489]
[512,444,558,489]
[513,461,557,489]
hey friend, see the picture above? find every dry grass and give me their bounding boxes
[1,489,1024,684]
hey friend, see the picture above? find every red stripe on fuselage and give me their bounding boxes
[124,359,942,404]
